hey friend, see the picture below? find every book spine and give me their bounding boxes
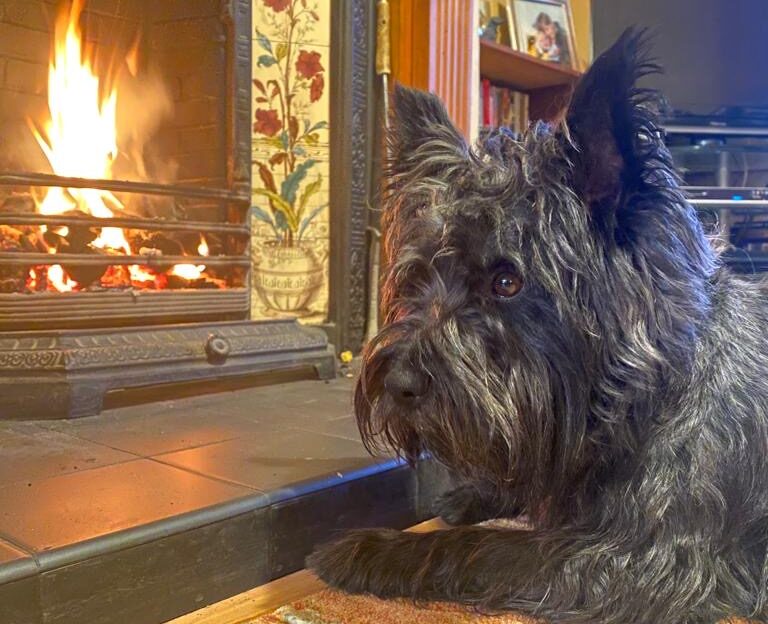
[482,79,491,127]
[479,80,530,134]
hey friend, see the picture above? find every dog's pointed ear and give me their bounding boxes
[388,84,468,179]
[566,28,660,212]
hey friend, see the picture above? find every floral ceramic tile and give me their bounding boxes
[251,0,330,324]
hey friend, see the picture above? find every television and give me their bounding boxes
[591,0,768,116]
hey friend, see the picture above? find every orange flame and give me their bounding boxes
[24,1,217,293]
[198,235,209,257]
[30,0,123,222]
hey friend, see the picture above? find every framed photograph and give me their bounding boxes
[478,0,514,48]
[509,0,577,69]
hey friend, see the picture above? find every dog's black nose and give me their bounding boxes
[384,366,428,406]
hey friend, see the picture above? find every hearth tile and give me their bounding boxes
[0,540,26,564]
[204,378,355,424]
[41,405,275,457]
[289,414,362,441]
[39,378,357,456]
[0,424,135,487]
[0,459,251,554]
[153,428,384,492]
[268,465,420,578]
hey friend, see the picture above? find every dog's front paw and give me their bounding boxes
[433,484,487,525]
[307,528,409,596]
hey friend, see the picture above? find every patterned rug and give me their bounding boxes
[248,589,538,623]
[248,590,752,624]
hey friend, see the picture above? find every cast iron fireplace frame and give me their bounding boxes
[0,0,374,419]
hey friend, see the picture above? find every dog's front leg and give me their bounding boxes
[307,525,542,606]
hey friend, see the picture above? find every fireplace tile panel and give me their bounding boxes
[250,0,331,324]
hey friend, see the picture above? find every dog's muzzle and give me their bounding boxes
[383,363,429,407]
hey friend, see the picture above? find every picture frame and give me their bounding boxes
[508,0,577,69]
[478,0,514,48]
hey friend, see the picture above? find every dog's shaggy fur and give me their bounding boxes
[308,29,768,624]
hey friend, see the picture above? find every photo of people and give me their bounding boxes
[511,0,575,68]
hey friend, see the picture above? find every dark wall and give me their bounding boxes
[592,0,768,114]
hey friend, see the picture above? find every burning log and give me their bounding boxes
[61,217,99,253]
[0,225,24,250]
[0,226,29,291]
[133,232,184,257]
[63,247,109,286]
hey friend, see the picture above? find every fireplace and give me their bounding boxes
[0,0,335,419]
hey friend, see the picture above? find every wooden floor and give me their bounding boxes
[166,519,447,624]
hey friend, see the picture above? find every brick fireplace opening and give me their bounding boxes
[0,0,334,419]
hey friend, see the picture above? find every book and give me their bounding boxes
[478,80,529,137]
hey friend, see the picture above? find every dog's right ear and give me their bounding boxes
[388,84,468,180]
[565,28,660,222]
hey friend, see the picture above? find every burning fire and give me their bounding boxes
[20,0,220,294]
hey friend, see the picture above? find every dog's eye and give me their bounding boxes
[491,271,522,298]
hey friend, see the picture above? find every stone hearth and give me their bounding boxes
[0,376,449,624]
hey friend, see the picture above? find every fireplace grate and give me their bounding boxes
[0,170,252,330]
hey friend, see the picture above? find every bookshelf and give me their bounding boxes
[480,39,581,91]
[479,39,582,124]
[389,0,590,137]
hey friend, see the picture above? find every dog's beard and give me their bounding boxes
[354,318,538,487]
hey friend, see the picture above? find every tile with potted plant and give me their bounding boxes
[251,0,330,324]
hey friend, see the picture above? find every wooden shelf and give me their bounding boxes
[479,39,581,91]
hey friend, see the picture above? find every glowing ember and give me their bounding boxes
[27,268,40,291]
[47,265,77,292]
[170,236,209,281]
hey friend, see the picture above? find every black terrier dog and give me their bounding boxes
[309,29,768,624]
